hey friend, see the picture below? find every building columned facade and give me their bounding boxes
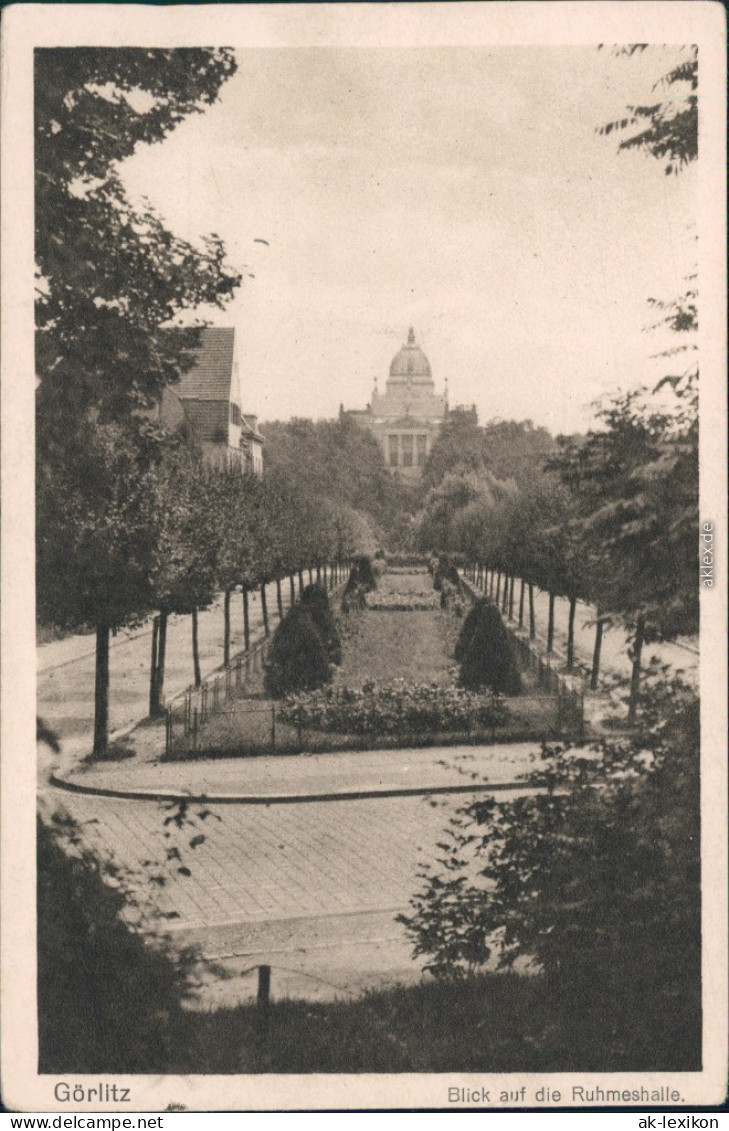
[344,328,448,479]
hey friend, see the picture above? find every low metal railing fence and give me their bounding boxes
[164,687,584,760]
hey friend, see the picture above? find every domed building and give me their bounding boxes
[343,328,448,479]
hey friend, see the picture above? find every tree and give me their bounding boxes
[598,46,698,174]
[549,389,697,717]
[262,415,413,548]
[37,422,160,754]
[35,50,241,750]
[35,49,240,435]
[148,435,218,708]
[421,406,483,487]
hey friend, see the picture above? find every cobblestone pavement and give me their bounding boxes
[43,784,504,1001]
[46,789,478,931]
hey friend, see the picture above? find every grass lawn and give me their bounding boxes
[335,607,460,687]
[178,972,699,1074]
[42,964,700,1074]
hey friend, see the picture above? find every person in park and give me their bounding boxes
[456,598,522,694]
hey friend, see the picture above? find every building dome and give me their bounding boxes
[389,327,432,381]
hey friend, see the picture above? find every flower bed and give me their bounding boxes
[367,590,438,611]
[384,566,430,575]
[280,679,508,736]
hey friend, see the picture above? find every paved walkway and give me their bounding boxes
[41,740,539,1005]
[43,749,533,1004]
[54,743,539,801]
[37,575,312,760]
[466,575,698,686]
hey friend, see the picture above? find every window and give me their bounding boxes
[230,403,241,426]
[388,435,399,467]
[401,435,413,467]
[416,435,427,466]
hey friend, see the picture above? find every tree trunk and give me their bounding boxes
[590,607,604,691]
[547,592,555,652]
[627,616,646,725]
[192,608,202,688]
[155,611,168,708]
[276,578,284,620]
[93,623,110,757]
[308,567,313,584]
[489,570,494,598]
[149,615,159,717]
[289,574,296,607]
[316,564,321,583]
[518,578,525,627]
[528,584,536,639]
[566,597,577,672]
[508,575,515,620]
[261,583,269,637]
[495,572,501,605]
[502,576,509,614]
[223,588,231,666]
[243,586,250,652]
[298,569,304,596]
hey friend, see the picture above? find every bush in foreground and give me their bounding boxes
[38,813,194,1073]
[398,683,701,1069]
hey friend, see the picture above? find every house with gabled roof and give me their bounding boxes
[167,327,263,474]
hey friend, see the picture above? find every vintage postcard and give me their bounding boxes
[1,1,726,1115]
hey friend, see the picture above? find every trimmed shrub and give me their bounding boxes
[454,597,486,663]
[457,599,522,694]
[433,553,460,591]
[300,583,342,664]
[346,555,377,593]
[264,606,331,698]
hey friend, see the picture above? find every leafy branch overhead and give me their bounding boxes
[597,45,698,174]
[35,49,242,430]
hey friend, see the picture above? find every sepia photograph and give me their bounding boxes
[1,0,726,1114]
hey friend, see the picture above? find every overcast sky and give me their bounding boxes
[122,45,696,435]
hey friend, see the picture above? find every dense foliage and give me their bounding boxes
[38,812,194,1072]
[367,590,437,611]
[422,409,555,492]
[399,682,700,1068]
[36,48,240,445]
[261,416,418,548]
